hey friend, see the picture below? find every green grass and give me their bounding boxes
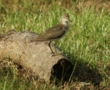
[0,0,110,89]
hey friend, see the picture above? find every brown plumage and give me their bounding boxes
[31,14,71,55]
[31,24,68,42]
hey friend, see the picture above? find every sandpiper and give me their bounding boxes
[31,14,71,55]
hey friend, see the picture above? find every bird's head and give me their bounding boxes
[61,14,71,25]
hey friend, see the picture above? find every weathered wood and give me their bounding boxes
[0,31,73,83]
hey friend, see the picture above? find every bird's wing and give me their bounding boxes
[36,24,66,41]
[45,24,66,33]
[30,24,67,42]
[44,28,66,40]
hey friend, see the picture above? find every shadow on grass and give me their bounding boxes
[49,52,102,87]
[68,54,102,86]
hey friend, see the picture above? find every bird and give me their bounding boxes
[30,14,71,55]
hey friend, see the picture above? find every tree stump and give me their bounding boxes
[0,31,73,83]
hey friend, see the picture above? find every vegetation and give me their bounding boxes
[0,0,110,89]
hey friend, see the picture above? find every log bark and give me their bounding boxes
[0,31,73,83]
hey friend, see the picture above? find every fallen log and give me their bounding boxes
[0,31,73,83]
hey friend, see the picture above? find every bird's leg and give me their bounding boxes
[48,41,55,55]
[49,41,62,56]
[52,42,63,56]
[54,42,62,55]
